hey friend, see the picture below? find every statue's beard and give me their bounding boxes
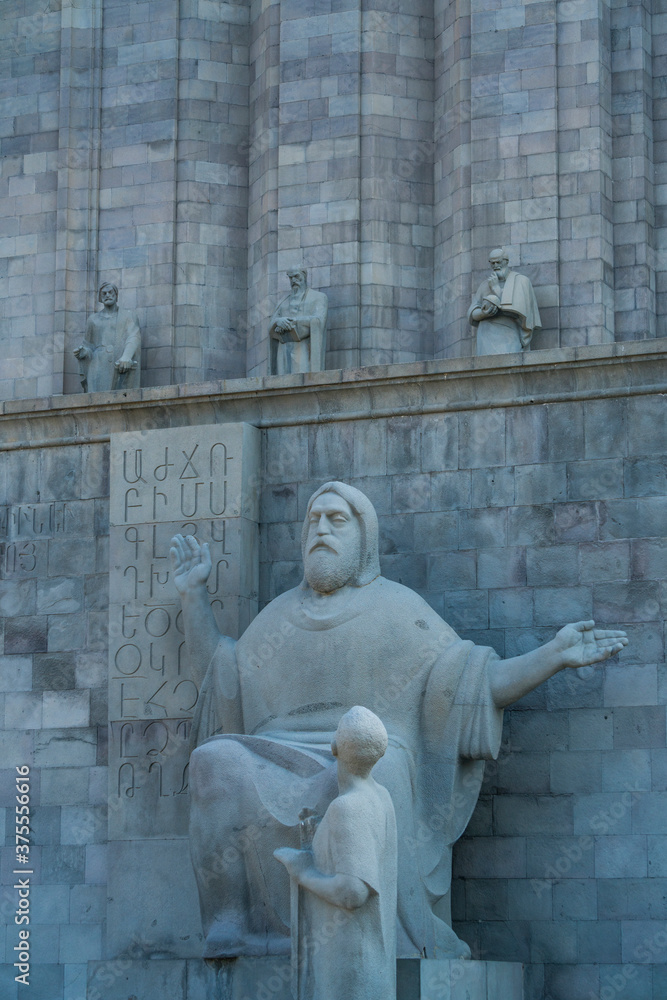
[304,545,359,594]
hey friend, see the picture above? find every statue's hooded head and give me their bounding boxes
[301,481,381,592]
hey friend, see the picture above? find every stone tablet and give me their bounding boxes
[106,422,259,956]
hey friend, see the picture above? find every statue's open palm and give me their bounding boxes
[554,620,628,668]
[170,533,212,593]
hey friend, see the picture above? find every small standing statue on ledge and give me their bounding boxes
[468,247,541,356]
[74,282,141,392]
[275,706,397,1000]
[269,268,328,375]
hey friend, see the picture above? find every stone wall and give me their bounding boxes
[0,342,665,1000]
[2,0,667,399]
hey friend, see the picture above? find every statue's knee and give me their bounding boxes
[190,741,244,800]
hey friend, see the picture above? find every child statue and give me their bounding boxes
[274,706,397,1000]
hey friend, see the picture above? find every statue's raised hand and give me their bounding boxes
[170,533,212,593]
[553,620,628,669]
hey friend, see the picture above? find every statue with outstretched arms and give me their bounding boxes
[170,482,627,961]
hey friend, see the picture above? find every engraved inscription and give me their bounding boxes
[108,424,259,835]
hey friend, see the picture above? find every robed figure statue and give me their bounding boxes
[74,282,141,392]
[170,482,627,961]
[269,268,328,375]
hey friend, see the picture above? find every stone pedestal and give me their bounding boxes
[87,957,522,1000]
[397,958,523,1000]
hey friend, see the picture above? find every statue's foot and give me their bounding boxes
[203,921,290,959]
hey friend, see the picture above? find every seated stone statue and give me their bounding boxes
[468,248,541,356]
[275,706,397,1000]
[73,282,141,391]
[170,482,627,961]
[269,269,328,375]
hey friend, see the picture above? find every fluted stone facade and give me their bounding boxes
[1,0,666,398]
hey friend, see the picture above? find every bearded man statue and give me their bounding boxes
[170,482,627,961]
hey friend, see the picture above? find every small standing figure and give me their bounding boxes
[269,269,328,375]
[74,282,141,392]
[468,247,541,356]
[275,706,397,1000]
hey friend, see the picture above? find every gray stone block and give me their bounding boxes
[534,585,592,625]
[580,540,630,583]
[613,707,666,749]
[506,405,548,466]
[455,836,527,878]
[595,836,648,879]
[33,652,76,691]
[421,413,458,472]
[459,507,507,548]
[387,415,422,475]
[625,458,667,498]
[632,538,667,580]
[526,544,578,586]
[627,397,666,458]
[554,501,598,542]
[471,466,515,508]
[431,470,472,510]
[463,878,509,920]
[428,550,476,591]
[584,399,628,459]
[551,750,602,794]
[477,547,526,589]
[413,511,459,550]
[514,463,566,505]
[604,663,658,708]
[495,794,572,837]
[599,497,667,541]
[87,959,190,1000]
[553,879,597,920]
[0,653,31,691]
[34,728,96,768]
[569,707,614,750]
[392,473,432,513]
[507,505,555,545]
[543,964,600,1000]
[568,459,624,501]
[530,920,578,963]
[458,410,506,469]
[510,709,568,752]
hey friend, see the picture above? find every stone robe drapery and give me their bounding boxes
[79,307,141,391]
[269,287,328,375]
[191,576,503,958]
[468,270,541,356]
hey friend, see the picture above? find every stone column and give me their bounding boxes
[611,0,656,342]
[275,0,363,372]
[359,0,435,366]
[434,0,472,359]
[56,0,103,395]
[557,0,615,346]
[173,0,250,383]
[245,0,282,376]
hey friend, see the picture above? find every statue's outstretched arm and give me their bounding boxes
[170,533,230,687]
[490,621,628,709]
